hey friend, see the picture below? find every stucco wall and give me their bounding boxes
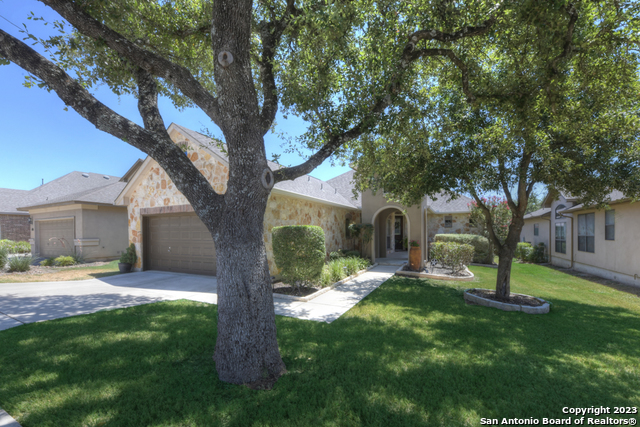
[79,206,129,261]
[360,189,424,264]
[571,202,640,286]
[521,217,550,249]
[125,130,359,274]
[0,214,30,242]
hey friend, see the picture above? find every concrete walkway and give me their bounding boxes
[0,265,397,331]
[0,408,20,427]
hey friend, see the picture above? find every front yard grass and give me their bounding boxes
[0,263,638,426]
[0,260,120,283]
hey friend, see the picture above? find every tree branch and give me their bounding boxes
[546,3,578,112]
[257,0,299,136]
[39,0,222,126]
[470,187,503,251]
[136,68,166,135]
[0,27,224,222]
[274,2,505,182]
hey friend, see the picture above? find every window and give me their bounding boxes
[605,210,615,241]
[555,223,566,254]
[555,204,566,219]
[578,213,595,253]
[444,215,452,228]
[534,223,539,236]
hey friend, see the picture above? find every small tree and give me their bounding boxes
[272,226,325,293]
[347,223,374,258]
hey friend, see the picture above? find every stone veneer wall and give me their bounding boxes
[126,136,360,274]
[427,213,480,253]
[263,193,360,275]
[0,214,30,242]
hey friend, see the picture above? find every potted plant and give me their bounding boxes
[118,243,137,273]
[409,240,421,271]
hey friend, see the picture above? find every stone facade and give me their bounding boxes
[263,193,360,274]
[0,214,30,242]
[427,213,478,245]
[125,134,359,274]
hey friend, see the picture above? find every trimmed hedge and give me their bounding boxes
[430,242,474,273]
[434,234,492,264]
[272,225,326,287]
[516,242,547,263]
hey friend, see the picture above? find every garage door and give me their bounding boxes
[38,219,75,258]
[145,214,216,275]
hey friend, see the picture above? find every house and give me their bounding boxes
[520,190,640,287]
[0,188,32,241]
[15,161,142,260]
[521,207,551,250]
[115,124,478,276]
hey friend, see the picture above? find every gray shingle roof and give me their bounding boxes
[327,170,361,209]
[170,123,359,209]
[426,192,474,213]
[563,190,628,212]
[0,188,31,215]
[18,171,122,210]
[524,207,551,219]
[26,182,127,208]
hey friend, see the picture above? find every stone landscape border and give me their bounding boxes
[273,263,379,302]
[464,288,550,314]
[395,263,475,281]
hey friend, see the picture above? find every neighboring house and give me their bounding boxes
[115,124,478,276]
[0,188,32,241]
[521,207,551,250]
[15,161,142,261]
[520,190,640,287]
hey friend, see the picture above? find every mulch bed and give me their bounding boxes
[272,282,322,297]
[467,288,544,307]
[0,261,111,277]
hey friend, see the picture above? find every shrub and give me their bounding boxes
[329,251,343,261]
[430,242,474,273]
[119,243,137,265]
[0,240,31,254]
[343,250,361,258]
[272,225,326,289]
[72,252,85,264]
[41,258,56,267]
[8,255,32,273]
[0,247,8,270]
[515,242,533,261]
[315,256,370,288]
[54,256,76,267]
[528,243,547,263]
[434,234,491,264]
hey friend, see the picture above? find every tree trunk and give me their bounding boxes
[212,192,286,387]
[495,214,525,301]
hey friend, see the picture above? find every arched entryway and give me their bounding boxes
[370,206,410,264]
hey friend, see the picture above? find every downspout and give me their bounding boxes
[541,216,551,263]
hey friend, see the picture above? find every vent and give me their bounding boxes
[82,173,89,178]
[103,176,110,180]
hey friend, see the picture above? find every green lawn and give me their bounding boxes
[0,263,639,426]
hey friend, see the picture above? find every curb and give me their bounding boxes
[395,263,475,281]
[273,263,379,302]
[463,288,550,314]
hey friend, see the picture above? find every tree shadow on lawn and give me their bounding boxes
[0,279,638,427]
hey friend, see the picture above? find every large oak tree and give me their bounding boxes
[353,1,640,300]
[0,0,506,386]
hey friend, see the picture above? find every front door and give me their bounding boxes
[394,216,404,250]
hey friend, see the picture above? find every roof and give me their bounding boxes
[15,171,124,211]
[524,207,551,220]
[426,192,474,214]
[562,190,629,213]
[0,188,31,215]
[22,182,128,209]
[159,124,360,210]
[326,170,361,209]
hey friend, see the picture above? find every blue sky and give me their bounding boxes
[0,1,350,191]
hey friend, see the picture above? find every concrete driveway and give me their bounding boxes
[0,271,218,331]
[0,265,398,330]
